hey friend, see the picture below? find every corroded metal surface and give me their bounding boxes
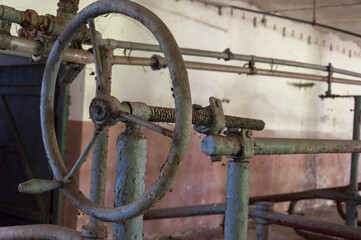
[0,224,82,240]
[113,124,146,240]
[41,0,191,221]
[224,161,250,240]
[346,96,361,227]
[255,202,273,240]
[144,201,361,239]
[201,134,361,157]
[105,39,361,79]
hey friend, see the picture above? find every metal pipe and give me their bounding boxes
[254,138,361,155]
[66,129,106,181]
[224,161,250,240]
[255,202,273,240]
[113,124,146,240]
[249,208,361,240]
[346,96,361,226]
[2,34,361,86]
[107,39,361,79]
[123,101,265,131]
[88,18,106,93]
[83,47,113,239]
[0,34,94,64]
[143,186,361,220]
[0,224,82,240]
[0,4,89,42]
[112,56,361,86]
[201,135,361,156]
[144,203,361,239]
[144,204,225,219]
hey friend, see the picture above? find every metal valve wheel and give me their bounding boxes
[40,0,191,221]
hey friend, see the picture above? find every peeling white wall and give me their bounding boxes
[73,0,361,139]
[3,0,360,136]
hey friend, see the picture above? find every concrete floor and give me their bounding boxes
[146,205,351,240]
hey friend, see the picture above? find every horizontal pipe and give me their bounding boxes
[144,205,361,239]
[254,138,361,155]
[144,183,361,220]
[2,36,361,86]
[105,39,361,79]
[202,135,361,156]
[112,56,361,86]
[249,208,361,240]
[0,224,82,240]
[0,34,93,64]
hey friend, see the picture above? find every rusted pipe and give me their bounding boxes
[0,33,93,64]
[106,39,361,79]
[202,135,361,156]
[112,56,361,86]
[144,204,361,239]
[0,224,82,240]
[249,208,361,240]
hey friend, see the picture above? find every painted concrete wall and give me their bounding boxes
[3,0,361,237]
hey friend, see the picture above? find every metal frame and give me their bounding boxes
[0,0,360,240]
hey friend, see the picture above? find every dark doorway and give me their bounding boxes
[0,59,67,226]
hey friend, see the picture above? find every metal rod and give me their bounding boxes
[224,161,250,240]
[0,224,82,240]
[249,208,361,240]
[88,18,106,93]
[201,135,361,156]
[254,138,361,155]
[255,202,273,240]
[107,39,361,79]
[113,124,146,240]
[346,96,361,226]
[82,47,113,239]
[2,34,361,85]
[66,129,105,181]
[0,34,93,64]
[112,56,361,86]
[144,185,361,220]
[144,203,361,239]
[133,102,265,131]
[0,94,46,214]
[120,111,174,138]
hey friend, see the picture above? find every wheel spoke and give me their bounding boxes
[87,18,106,93]
[65,127,107,181]
[119,111,175,138]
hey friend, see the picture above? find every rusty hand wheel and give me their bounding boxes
[40,0,191,221]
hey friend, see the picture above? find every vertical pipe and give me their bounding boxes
[224,160,250,240]
[82,47,113,239]
[113,123,147,240]
[346,96,361,226]
[255,202,273,240]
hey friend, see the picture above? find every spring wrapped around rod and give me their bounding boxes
[147,106,265,131]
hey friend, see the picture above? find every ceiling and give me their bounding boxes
[196,0,361,46]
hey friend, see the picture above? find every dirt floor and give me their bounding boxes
[145,205,351,240]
